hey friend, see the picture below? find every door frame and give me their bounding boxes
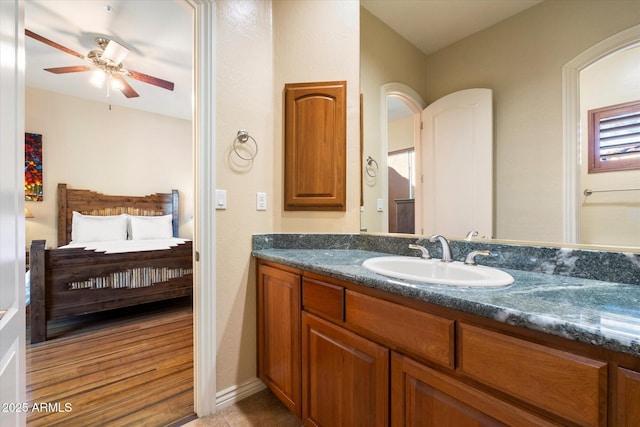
[380,83,426,233]
[562,23,640,244]
[188,0,217,416]
[5,0,218,420]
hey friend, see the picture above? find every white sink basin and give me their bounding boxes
[362,256,514,288]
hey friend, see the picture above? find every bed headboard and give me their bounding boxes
[57,183,179,246]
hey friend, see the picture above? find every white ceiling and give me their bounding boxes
[25,1,542,121]
[360,0,543,56]
[25,0,193,120]
[361,0,542,121]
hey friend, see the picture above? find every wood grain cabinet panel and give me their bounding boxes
[458,323,607,427]
[257,264,301,416]
[284,81,346,211]
[346,290,455,369]
[391,352,557,427]
[302,312,388,427]
[302,277,344,323]
[617,367,640,426]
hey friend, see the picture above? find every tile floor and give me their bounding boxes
[184,388,303,427]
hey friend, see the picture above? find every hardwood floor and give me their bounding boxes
[26,298,195,426]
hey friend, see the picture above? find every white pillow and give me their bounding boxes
[129,214,174,240]
[71,212,128,243]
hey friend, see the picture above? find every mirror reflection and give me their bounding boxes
[360,0,640,248]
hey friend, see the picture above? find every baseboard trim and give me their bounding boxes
[215,378,266,410]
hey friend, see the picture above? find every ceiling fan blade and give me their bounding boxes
[112,74,139,98]
[127,70,175,91]
[25,29,85,60]
[44,65,93,74]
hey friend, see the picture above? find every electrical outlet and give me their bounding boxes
[257,192,267,211]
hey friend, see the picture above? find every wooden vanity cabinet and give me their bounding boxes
[257,261,635,426]
[257,263,302,416]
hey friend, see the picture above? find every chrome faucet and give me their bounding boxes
[429,234,453,262]
[465,230,479,241]
[408,244,430,259]
[464,250,492,265]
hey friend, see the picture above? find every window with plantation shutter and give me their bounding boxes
[588,100,640,173]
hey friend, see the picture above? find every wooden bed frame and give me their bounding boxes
[29,183,193,343]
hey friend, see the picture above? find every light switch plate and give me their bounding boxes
[377,198,384,212]
[256,192,267,211]
[216,189,227,209]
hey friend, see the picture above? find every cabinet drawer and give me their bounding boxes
[302,278,344,323]
[345,290,454,369]
[458,323,607,427]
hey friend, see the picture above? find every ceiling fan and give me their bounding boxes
[26,29,174,99]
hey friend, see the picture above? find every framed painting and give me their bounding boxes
[25,133,43,201]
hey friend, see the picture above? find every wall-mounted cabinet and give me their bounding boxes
[284,81,346,211]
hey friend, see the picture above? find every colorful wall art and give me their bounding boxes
[25,133,43,201]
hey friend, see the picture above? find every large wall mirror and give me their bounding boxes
[360,0,640,249]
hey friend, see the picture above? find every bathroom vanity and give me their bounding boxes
[253,234,640,426]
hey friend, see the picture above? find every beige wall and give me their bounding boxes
[214,0,274,394]
[424,0,640,242]
[580,45,640,247]
[215,0,360,392]
[24,87,193,247]
[388,116,414,153]
[273,0,361,233]
[360,7,428,232]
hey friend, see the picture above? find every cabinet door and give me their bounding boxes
[284,81,346,211]
[617,367,640,426]
[257,264,301,416]
[391,352,557,427]
[302,312,388,427]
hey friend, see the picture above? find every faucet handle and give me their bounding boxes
[409,244,430,259]
[464,250,492,265]
[465,230,479,241]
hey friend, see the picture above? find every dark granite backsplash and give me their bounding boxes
[253,233,640,285]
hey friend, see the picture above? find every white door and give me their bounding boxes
[421,88,493,239]
[0,1,27,426]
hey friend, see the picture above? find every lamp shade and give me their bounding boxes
[25,207,34,218]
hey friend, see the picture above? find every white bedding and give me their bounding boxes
[58,237,190,254]
[25,270,30,306]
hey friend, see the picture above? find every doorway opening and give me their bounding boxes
[380,83,426,234]
[562,24,640,245]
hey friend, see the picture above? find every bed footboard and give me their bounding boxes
[29,240,193,343]
[29,240,47,343]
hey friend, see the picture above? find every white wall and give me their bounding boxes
[25,87,193,246]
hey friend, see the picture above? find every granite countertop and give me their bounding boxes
[252,247,640,358]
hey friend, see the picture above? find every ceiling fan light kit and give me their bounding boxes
[26,29,175,104]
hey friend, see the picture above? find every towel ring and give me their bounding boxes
[365,156,379,177]
[233,130,258,160]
